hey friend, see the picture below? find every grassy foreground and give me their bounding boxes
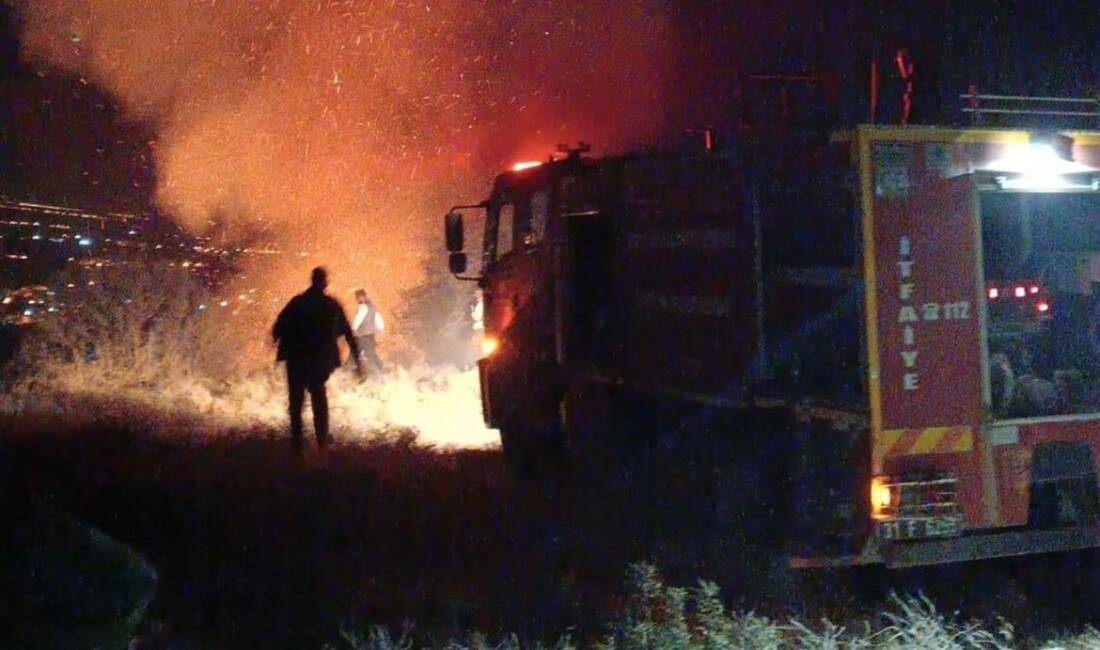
[6,405,1100,649]
[324,563,1100,650]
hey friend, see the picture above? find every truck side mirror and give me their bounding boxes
[448,252,468,275]
[445,212,464,253]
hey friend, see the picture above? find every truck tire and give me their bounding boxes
[499,363,564,474]
[500,418,563,475]
[499,422,532,470]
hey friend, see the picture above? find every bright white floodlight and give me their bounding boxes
[983,144,1098,191]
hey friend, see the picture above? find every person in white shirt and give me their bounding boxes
[471,294,484,331]
[351,289,386,375]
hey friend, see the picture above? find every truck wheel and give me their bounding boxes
[499,424,532,471]
[560,384,613,465]
[499,415,563,476]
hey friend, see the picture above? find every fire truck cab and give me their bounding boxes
[445,120,1100,568]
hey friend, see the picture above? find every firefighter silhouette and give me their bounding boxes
[273,267,361,449]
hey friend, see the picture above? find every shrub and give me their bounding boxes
[17,260,240,388]
[333,563,1045,650]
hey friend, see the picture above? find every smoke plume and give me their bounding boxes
[14,0,679,359]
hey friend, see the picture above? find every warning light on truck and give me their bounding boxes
[1037,301,1050,313]
[986,144,1074,174]
[983,143,1098,191]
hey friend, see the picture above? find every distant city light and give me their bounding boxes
[1,197,290,327]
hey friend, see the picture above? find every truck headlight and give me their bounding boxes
[871,475,894,520]
[480,336,499,357]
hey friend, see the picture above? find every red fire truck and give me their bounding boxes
[444,100,1100,567]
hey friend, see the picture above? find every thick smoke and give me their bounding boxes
[14,0,678,362]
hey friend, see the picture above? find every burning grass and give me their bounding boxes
[5,363,494,447]
[3,261,495,448]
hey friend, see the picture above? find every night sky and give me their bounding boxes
[2,1,1099,214]
[0,3,155,212]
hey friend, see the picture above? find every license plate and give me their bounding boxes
[876,517,961,541]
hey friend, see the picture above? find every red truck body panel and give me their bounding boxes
[610,156,756,399]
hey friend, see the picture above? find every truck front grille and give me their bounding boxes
[880,476,960,520]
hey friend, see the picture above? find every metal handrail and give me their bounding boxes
[959,93,1098,103]
[961,87,1100,125]
[962,108,1100,117]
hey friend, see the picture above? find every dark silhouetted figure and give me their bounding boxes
[273,267,360,450]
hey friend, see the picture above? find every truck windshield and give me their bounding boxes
[484,178,552,267]
[981,191,1100,419]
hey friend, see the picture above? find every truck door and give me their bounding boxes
[484,185,552,347]
[555,167,612,370]
[481,178,556,429]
